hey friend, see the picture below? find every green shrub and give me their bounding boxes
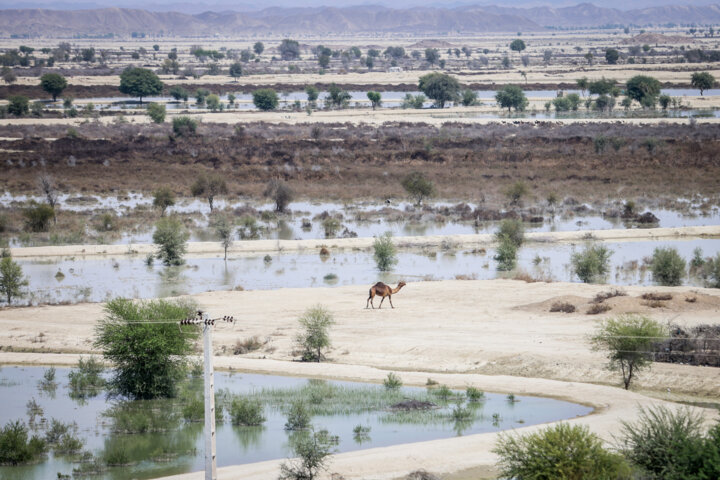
[230,397,266,426]
[401,171,435,205]
[284,401,310,430]
[0,254,28,305]
[383,372,402,390]
[181,397,204,422]
[172,116,197,136]
[253,88,279,111]
[279,428,337,480]
[495,219,524,248]
[373,232,397,272]
[68,356,105,399]
[23,201,54,232]
[295,305,335,362]
[466,387,485,402]
[494,236,518,271]
[94,298,198,399]
[0,420,46,465]
[702,253,720,288]
[152,216,189,266]
[493,423,632,480]
[505,181,528,205]
[322,217,341,238]
[571,243,612,283]
[147,102,166,123]
[651,247,686,286]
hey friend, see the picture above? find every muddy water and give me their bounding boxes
[15,237,719,305]
[0,366,592,480]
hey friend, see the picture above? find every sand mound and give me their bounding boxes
[622,33,693,45]
[407,39,455,49]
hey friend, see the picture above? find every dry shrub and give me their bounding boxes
[685,296,697,303]
[550,301,576,313]
[593,288,627,303]
[587,303,612,315]
[454,273,478,280]
[405,471,440,480]
[233,336,266,355]
[319,246,330,256]
[640,292,672,301]
[643,300,665,309]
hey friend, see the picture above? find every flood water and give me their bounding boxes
[0,366,592,480]
[16,237,720,305]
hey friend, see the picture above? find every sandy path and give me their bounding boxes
[1,279,719,479]
[8,225,720,259]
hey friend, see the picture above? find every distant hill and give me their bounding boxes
[1,3,720,37]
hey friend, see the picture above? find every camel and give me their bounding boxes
[366,281,406,309]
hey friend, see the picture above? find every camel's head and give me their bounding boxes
[398,281,406,288]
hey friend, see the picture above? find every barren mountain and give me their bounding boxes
[1,3,719,36]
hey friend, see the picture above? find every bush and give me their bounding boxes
[146,103,166,123]
[68,356,105,399]
[264,179,294,212]
[0,254,28,305]
[401,171,434,205]
[253,88,279,111]
[494,219,524,248]
[651,247,686,286]
[494,236,518,271]
[591,314,667,389]
[284,401,310,430]
[230,397,266,426]
[152,216,189,266]
[550,301,575,313]
[466,387,485,402]
[94,298,198,399]
[493,423,631,480]
[23,201,54,232]
[8,95,29,116]
[571,243,612,283]
[152,187,175,216]
[0,420,46,465]
[373,232,397,272]
[620,406,720,480]
[279,428,337,480]
[702,253,720,288]
[322,217,341,238]
[295,305,335,362]
[505,181,528,205]
[172,116,197,136]
[383,372,402,389]
[495,85,528,112]
[401,93,426,109]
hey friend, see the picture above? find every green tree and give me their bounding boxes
[23,201,54,231]
[152,216,189,266]
[495,219,524,248]
[651,247,686,286]
[279,428,337,480]
[373,232,397,272]
[424,48,440,65]
[118,67,163,104]
[576,76,589,96]
[279,39,300,60]
[326,84,351,109]
[94,298,198,399]
[495,85,528,112]
[318,54,330,69]
[191,173,228,212]
[418,72,460,108]
[626,75,661,108]
[39,73,67,101]
[690,71,716,96]
[571,244,612,283]
[305,85,319,102]
[0,420,46,465]
[253,88,279,111]
[461,89,478,106]
[658,94,671,110]
[8,95,29,116]
[505,180,528,205]
[401,171,434,205]
[264,179,294,212]
[1,66,16,84]
[169,85,189,102]
[253,41,264,55]
[214,215,233,261]
[0,253,29,305]
[295,305,335,362]
[588,77,617,96]
[153,187,175,216]
[366,91,381,110]
[146,102,165,123]
[172,116,197,136]
[206,94,221,112]
[229,62,242,80]
[493,423,631,480]
[591,314,667,389]
[509,39,526,53]
[605,48,620,64]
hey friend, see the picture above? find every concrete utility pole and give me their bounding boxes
[202,313,217,480]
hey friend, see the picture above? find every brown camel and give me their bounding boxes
[366,281,406,309]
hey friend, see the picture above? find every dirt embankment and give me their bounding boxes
[2,122,719,204]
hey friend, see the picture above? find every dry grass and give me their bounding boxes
[640,292,673,301]
[592,288,627,304]
[549,301,576,313]
[586,303,612,315]
[233,336,267,355]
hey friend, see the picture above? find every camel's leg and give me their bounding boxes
[389,295,394,309]
[378,296,385,309]
[367,290,375,309]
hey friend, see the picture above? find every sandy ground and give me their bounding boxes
[1,279,719,479]
[9,224,720,259]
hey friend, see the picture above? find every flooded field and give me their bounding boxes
[0,366,591,480]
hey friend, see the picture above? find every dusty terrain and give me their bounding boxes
[1,279,719,479]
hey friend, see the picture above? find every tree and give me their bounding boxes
[658,94,671,110]
[366,91,381,110]
[118,67,163,104]
[576,77,589,96]
[37,173,59,223]
[279,39,300,60]
[191,173,227,212]
[401,171,434,205]
[461,89,478,106]
[571,243,612,283]
[172,116,197,136]
[495,85,528,112]
[318,54,330,68]
[651,247,686,286]
[152,187,175,216]
[305,85,319,102]
[146,103,165,123]
[691,71,716,96]
[588,77,617,96]
[493,423,631,480]
[206,94,221,112]
[424,48,440,65]
[214,216,233,261]
[295,305,335,362]
[152,216,189,266]
[1,66,16,84]
[253,41,264,55]
[264,179,294,212]
[418,72,460,108]
[94,297,198,399]
[591,314,667,389]
[279,428,337,480]
[8,95,29,116]
[23,201,54,231]
[229,62,242,80]
[252,88,279,111]
[509,39,526,53]
[373,232,398,272]
[626,75,661,108]
[169,85,189,102]
[0,420,46,465]
[39,73,67,101]
[326,84,351,109]
[0,253,28,305]
[584,52,594,64]
[605,48,620,64]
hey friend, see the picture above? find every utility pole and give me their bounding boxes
[202,312,217,480]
